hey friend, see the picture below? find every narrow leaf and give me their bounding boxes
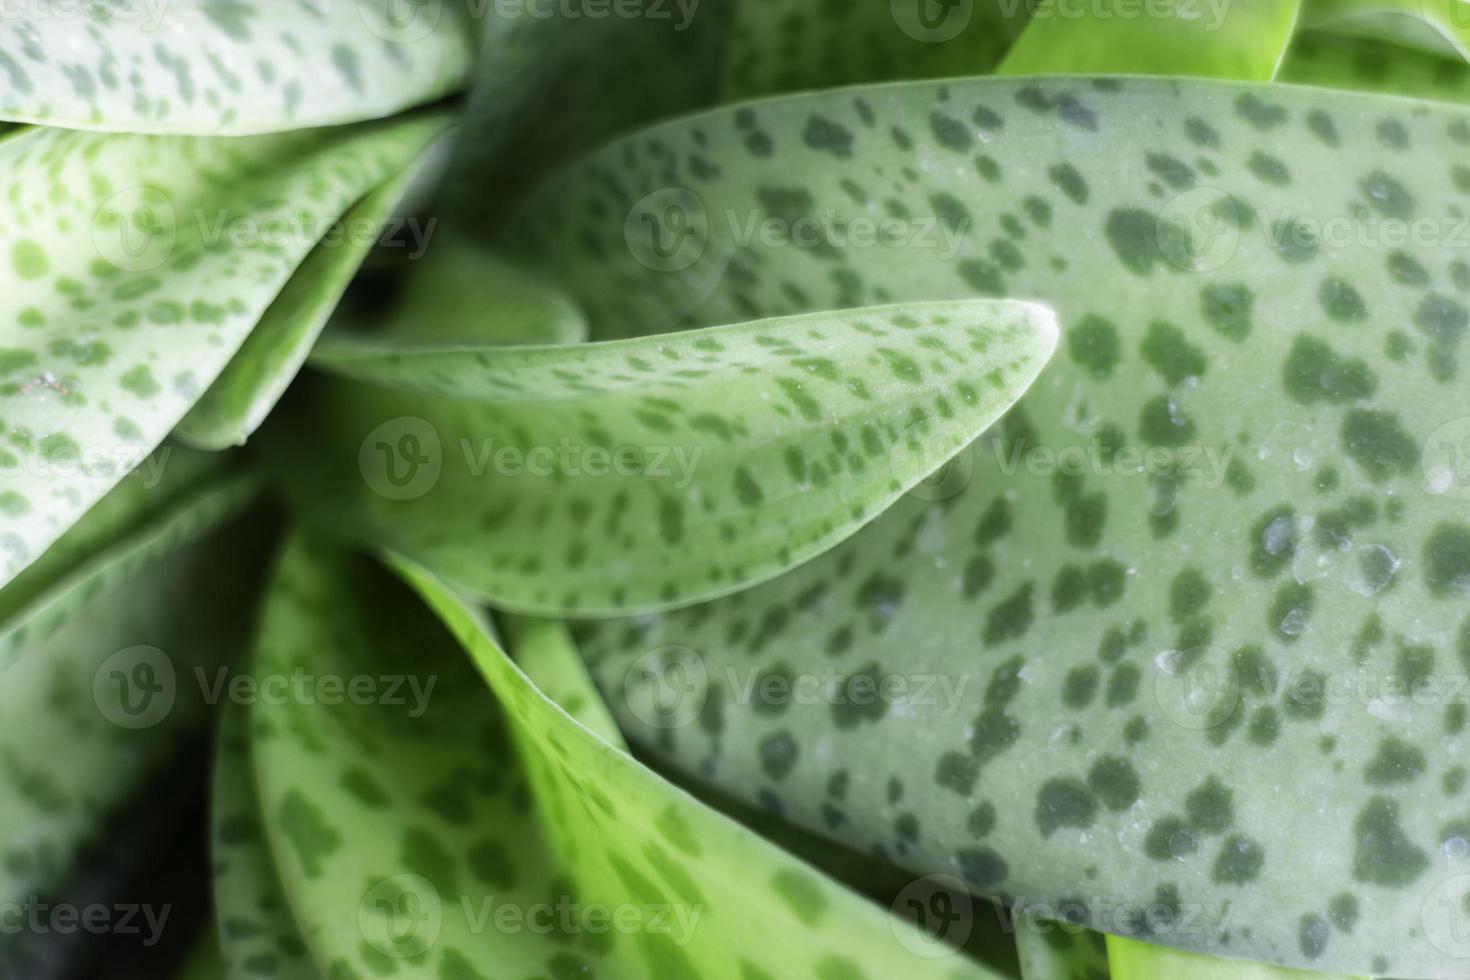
[284,299,1055,614]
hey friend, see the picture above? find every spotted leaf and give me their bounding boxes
[0,1,473,134]
[175,137,449,450]
[0,460,261,904]
[1281,31,1470,102]
[280,299,1055,615]
[244,534,1008,979]
[0,108,448,589]
[512,76,1470,976]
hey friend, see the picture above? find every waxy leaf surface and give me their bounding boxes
[290,300,1056,615]
[511,76,1470,976]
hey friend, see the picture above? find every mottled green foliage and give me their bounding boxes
[518,77,1470,976]
[241,535,1009,980]
[0,1,473,133]
[0,110,447,588]
[0,464,259,904]
[1281,31,1470,102]
[285,300,1055,614]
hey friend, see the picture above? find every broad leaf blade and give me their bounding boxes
[1304,0,1470,63]
[514,76,1470,976]
[286,300,1055,614]
[0,1,473,134]
[998,0,1301,78]
[1280,31,1470,102]
[0,109,448,588]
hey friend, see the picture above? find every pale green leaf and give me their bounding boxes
[175,137,449,450]
[243,534,1008,980]
[0,1,474,134]
[1017,926,1110,980]
[998,0,1301,78]
[0,464,260,903]
[0,108,448,588]
[283,299,1055,614]
[513,76,1470,976]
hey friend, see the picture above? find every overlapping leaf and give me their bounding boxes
[998,0,1301,78]
[511,76,1470,976]
[0,458,261,904]
[283,300,1055,614]
[723,0,1029,98]
[240,534,1008,980]
[1303,0,1470,63]
[0,108,448,588]
[0,1,474,134]
[1280,31,1470,102]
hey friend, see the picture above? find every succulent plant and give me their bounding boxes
[4,3,1470,979]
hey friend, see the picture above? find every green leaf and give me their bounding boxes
[1303,0,1470,63]
[243,534,1008,979]
[0,463,260,903]
[514,76,1470,975]
[997,0,1301,78]
[281,299,1055,614]
[0,108,448,589]
[211,701,317,980]
[722,0,1029,99]
[0,1,474,134]
[1107,934,1364,979]
[310,243,589,359]
[1280,31,1470,102]
[175,138,449,450]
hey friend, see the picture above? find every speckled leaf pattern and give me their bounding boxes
[0,1,473,134]
[211,702,318,980]
[286,300,1055,615]
[309,245,589,360]
[1281,31,1470,102]
[175,139,447,450]
[396,551,1014,979]
[1015,927,1111,980]
[0,464,258,903]
[998,0,1301,78]
[513,77,1470,975]
[0,109,447,589]
[722,0,1029,99]
[244,535,1007,980]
